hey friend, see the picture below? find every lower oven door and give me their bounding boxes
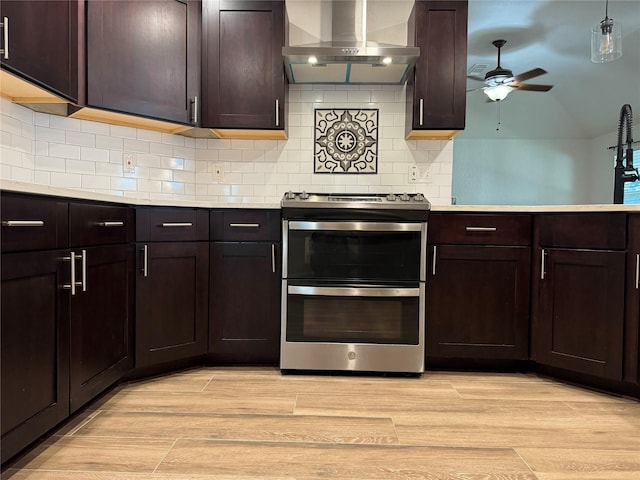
[280,283,425,373]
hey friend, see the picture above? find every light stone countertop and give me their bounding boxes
[3,180,640,212]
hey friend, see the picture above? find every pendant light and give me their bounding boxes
[591,0,622,63]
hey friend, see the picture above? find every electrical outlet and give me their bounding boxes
[123,152,136,173]
[409,166,419,183]
[213,163,224,182]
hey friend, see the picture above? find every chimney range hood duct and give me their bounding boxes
[283,0,419,85]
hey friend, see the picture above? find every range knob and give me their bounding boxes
[386,193,397,201]
[285,190,296,200]
[299,191,310,200]
[414,193,426,202]
[399,192,411,202]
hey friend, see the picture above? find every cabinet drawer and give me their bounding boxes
[1,193,68,252]
[429,214,531,246]
[211,209,280,241]
[136,208,209,242]
[537,213,626,250]
[70,203,133,247]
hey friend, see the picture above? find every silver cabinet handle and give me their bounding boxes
[271,244,276,273]
[143,244,148,277]
[81,250,87,292]
[465,226,497,232]
[289,221,422,232]
[98,221,124,227]
[1,17,8,60]
[432,245,437,276]
[161,222,193,228]
[63,251,77,295]
[288,285,419,297]
[540,248,547,280]
[275,99,279,127]
[229,223,260,228]
[192,95,198,124]
[419,98,424,126]
[2,220,44,227]
[635,253,639,290]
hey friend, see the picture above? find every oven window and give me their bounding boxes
[286,294,419,344]
[286,230,421,282]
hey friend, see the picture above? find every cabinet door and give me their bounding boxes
[69,244,132,413]
[202,0,285,130]
[624,216,640,384]
[136,242,209,367]
[1,250,70,464]
[426,245,530,361]
[533,249,625,380]
[0,0,82,102]
[209,242,280,363]
[87,0,200,125]
[406,0,467,134]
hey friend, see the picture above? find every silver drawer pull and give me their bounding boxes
[229,223,260,228]
[635,253,639,290]
[1,17,8,60]
[465,226,497,232]
[98,221,124,227]
[161,222,193,228]
[2,220,45,227]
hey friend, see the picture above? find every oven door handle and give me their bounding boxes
[288,285,420,297]
[288,221,423,232]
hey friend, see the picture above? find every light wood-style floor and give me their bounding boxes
[2,367,639,480]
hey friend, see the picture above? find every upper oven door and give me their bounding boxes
[283,220,427,283]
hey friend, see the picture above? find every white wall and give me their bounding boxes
[452,120,640,206]
[0,85,453,205]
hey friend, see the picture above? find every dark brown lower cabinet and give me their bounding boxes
[625,215,640,385]
[1,250,70,464]
[209,242,280,363]
[69,244,132,413]
[135,242,209,367]
[532,248,625,380]
[426,245,530,361]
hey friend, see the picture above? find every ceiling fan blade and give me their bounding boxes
[466,75,486,82]
[466,86,485,93]
[513,83,553,92]
[513,68,547,82]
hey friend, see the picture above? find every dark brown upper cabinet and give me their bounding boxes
[86,0,200,126]
[405,0,468,140]
[201,0,287,139]
[0,0,84,104]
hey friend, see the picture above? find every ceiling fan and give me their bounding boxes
[468,39,554,102]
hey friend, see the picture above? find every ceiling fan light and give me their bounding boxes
[484,85,513,102]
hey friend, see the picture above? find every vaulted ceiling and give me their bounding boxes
[461,0,640,140]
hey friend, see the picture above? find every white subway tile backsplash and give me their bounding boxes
[111,177,137,191]
[35,155,66,172]
[50,172,82,188]
[80,146,109,164]
[66,159,96,175]
[49,143,81,159]
[1,85,453,204]
[66,130,96,147]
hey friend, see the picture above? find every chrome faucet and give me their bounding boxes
[613,104,636,204]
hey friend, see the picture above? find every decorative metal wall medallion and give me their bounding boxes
[314,109,378,173]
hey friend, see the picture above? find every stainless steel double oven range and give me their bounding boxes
[280,192,430,374]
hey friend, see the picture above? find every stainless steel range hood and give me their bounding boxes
[283,0,419,85]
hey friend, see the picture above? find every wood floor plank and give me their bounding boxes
[1,471,291,480]
[157,439,537,479]
[92,389,296,415]
[6,437,175,473]
[516,447,640,474]
[70,411,399,444]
